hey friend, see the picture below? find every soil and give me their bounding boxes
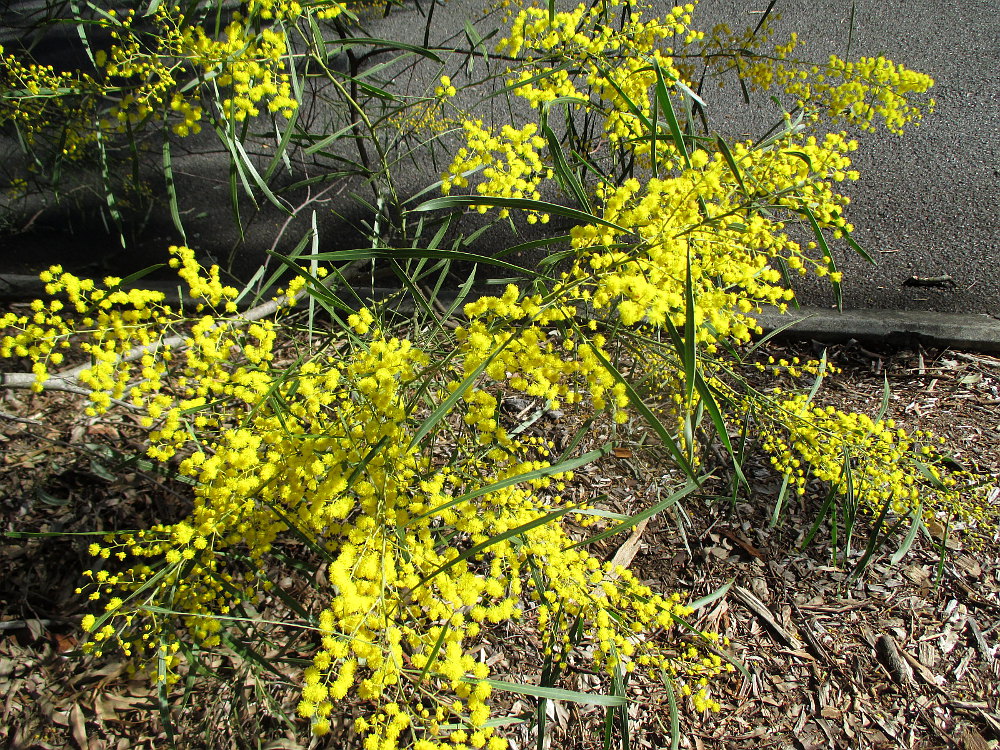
[1,329,998,750]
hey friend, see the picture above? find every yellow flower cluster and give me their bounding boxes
[756,390,994,529]
[496,0,698,147]
[709,25,935,135]
[97,4,301,130]
[2,249,726,746]
[0,0,347,152]
[441,120,553,221]
[0,43,101,157]
[387,79,460,139]
[5,1,984,745]
[456,287,628,419]
[1,268,169,398]
[442,3,877,358]
[693,17,781,86]
[557,129,860,348]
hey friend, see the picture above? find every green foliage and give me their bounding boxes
[0,0,992,747]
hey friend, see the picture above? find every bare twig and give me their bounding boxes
[731,585,804,650]
[0,409,43,425]
[875,633,915,687]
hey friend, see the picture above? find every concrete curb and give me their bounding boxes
[751,307,1000,353]
[4,272,999,352]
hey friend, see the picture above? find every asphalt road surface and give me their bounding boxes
[1,0,997,317]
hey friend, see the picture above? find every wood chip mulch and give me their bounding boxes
[1,337,998,749]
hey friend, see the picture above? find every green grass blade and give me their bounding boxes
[439,264,477,324]
[346,435,391,488]
[612,652,630,750]
[602,702,615,750]
[840,445,858,563]
[805,349,829,404]
[304,121,364,155]
[157,643,177,745]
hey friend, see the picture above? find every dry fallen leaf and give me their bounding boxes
[69,702,88,749]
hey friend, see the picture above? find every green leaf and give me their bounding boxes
[844,228,876,264]
[418,622,451,685]
[410,446,610,525]
[541,115,592,212]
[292,247,547,279]
[263,106,298,184]
[889,509,924,565]
[688,579,734,611]
[567,479,700,550]
[35,487,69,506]
[406,330,518,452]
[751,0,779,37]
[802,205,842,311]
[326,37,443,64]
[415,506,574,591]
[770,473,793,529]
[89,460,116,482]
[162,139,186,245]
[682,250,696,406]
[304,120,364,155]
[661,672,681,750]
[475,678,627,707]
[716,134,750,204]
[585,341,699,483]
[671,614,751,680]
[588,59,653,134]
[653,60,691,170]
